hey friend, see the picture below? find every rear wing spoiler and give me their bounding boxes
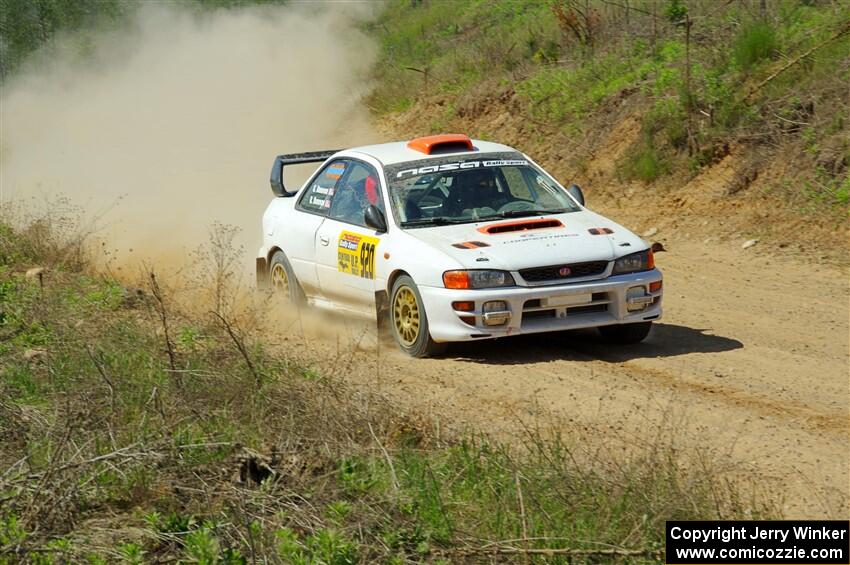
[269,150,341,197]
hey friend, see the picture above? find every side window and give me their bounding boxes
[297,160,348,215]
[329,161,385,227]
[502,167,534,200]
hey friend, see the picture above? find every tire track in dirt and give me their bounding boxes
[565,355,848,434]
[277,237,848,518]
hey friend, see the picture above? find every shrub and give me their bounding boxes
[622,144,670,183]
[734,21,777,72]
[836,176,850,206]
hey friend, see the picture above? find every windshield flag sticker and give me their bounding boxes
[452,241,490,249]
[326,163,346,180]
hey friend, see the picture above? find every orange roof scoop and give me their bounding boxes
[407,134,474,155]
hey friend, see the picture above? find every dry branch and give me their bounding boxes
[515,472,530,564]
[369,422,400,495]
[86,345,115,414]
[211,310,259,386]
[23,443,152,481]
[148,270,178,374]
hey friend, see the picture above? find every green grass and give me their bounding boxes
[369,0,558,114]
[622,144,670,183]
[369,0,850,216]
[0,217,774,563]
[733,21,778,72]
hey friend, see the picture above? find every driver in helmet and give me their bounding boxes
[332,173,383,224]
[446,169,504,216]
[364,175,380,208]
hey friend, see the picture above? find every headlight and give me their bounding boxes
[443,270,515,289]
[612,249,654,275]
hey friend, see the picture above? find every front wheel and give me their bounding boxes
[598,321,652,344]
[389,275,446,358]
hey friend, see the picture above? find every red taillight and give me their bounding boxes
[443,271,471,289]
[452,301,475,312]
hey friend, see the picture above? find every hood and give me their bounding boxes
[405,210,645,271]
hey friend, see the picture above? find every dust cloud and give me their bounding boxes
[0,2,380,271]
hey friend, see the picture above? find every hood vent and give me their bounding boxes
[479,218,564,235]
[408,134,474,155]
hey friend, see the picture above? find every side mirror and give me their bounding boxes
[567,184,585,206]
[364,205,387,233]
[269,156,294,197]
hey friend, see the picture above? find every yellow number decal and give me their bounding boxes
[338,231,379,279]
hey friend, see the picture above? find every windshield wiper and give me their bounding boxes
[400,209,573,227]
[400,217,470,228]
[479,208,572,220]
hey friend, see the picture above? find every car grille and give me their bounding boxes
[519,260,608,283]
[520,300,609,328]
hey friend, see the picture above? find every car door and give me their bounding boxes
[315,160,386,315]
[286,159,348,298]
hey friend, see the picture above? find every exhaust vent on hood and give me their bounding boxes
[478,218,564,234]
[407,134,474,155]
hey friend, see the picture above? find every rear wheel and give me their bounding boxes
[598,321,652,344]
[390,275,446,358]
[268,250,304,304]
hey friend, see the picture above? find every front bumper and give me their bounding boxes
[418,269,663,342]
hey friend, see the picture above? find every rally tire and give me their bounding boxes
[389,275,446,358]
[598,321,652,344]
[268,250,304,305]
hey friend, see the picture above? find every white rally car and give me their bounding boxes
[257,134,662,357]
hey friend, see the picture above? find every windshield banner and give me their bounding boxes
[395,159,528,178]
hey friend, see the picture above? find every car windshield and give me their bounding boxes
[383,152,581,227]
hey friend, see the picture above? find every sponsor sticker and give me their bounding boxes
[396,159,529,178]
[500,233,580,244]
[338,231,379,279]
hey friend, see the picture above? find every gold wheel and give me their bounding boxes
[393,286,420,347]
[270,262,290,297]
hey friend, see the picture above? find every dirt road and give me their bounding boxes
[279,237,848,519]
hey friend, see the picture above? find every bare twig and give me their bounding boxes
[771,113,810,127]
[22,423,73,518]
[148,270,178,375]
[515,472,530,565]
[86,346,115,414]
[25,443,151,480]
[368,422,399,495]
[0,455,29,482]
[143,385,166,422]
[210,310,259,387]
